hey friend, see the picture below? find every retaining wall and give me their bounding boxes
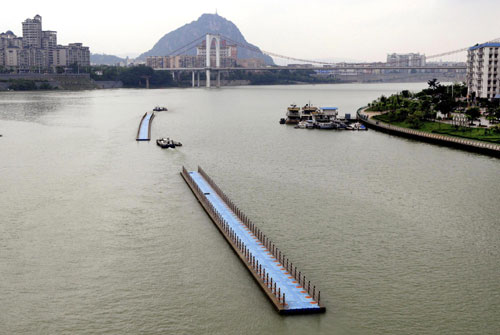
[357,107,500,157]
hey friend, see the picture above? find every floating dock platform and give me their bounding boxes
[136,112,155,141]
[181,166,325,315]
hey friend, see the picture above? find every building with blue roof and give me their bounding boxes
[467,43,500,99]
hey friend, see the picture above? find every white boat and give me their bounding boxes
[350,122,367,130]
[296,121,307,129]
[317,122,336,129]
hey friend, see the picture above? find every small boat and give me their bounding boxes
[350,122,368,130]
[335,121,348,129]
[295,121,307,129]
[279,118,286,124]
[156,137,182,149]
[153,106,168,112]
[305,120,315,129]
[317,122,336,129]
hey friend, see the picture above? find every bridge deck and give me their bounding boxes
[154,65,466,71]
[136,112,154,141]
[181,167,325,314]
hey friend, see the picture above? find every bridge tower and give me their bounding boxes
[205,34,221,88]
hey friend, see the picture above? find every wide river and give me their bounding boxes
[1,83,499,334]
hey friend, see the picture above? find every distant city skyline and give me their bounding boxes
[2,0,499,62]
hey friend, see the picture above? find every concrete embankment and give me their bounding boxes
[93,81,123,89]
[357,107,500,158]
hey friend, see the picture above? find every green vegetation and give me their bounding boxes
[90,65,175,88]
[368,79,500,143]
[7,79,56,91]
[3,65,337,89]
[225,69,340,85]
[374,113,500,143]
[89,66,338,87]
[0,65,14,74]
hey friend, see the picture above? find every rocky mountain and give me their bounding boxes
[91,53,125,65]
[138,13,274,65]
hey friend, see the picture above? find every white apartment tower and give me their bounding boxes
[386,53,426,67]
[22,14,42,48]
[467,43,500,99]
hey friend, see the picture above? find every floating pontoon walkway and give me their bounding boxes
[181,166,325,315]
[136,112,155,141]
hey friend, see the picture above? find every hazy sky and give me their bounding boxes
[2,0,499,62]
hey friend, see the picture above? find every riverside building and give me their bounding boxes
[0,15,90,72]
[467,43,500,99]
[146,39,237,69]
[386,53,426,67]
[196,39,237,67]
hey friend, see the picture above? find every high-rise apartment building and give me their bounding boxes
[196,39,237,67]
[0,15,90,71]
[466,43,500,99]
[196,39,237,59]
[22,14,42,48]
[67,43,90,67]
[386,53,426,67]
[147,39,238,69]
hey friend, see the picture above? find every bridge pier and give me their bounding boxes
[206,69,211,88]
[205,34,221,88]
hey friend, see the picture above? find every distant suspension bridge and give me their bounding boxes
[152,33,499,87]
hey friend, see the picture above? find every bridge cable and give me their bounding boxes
[166,34,206,57]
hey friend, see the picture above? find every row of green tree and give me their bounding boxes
[89,66,339,87]
[224,69,340,85]
[2,64,339,88]
[90,65,175,88]
[367,79,500,128]
[7,79,54,91]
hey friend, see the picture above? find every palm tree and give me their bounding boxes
[427,78,440,90]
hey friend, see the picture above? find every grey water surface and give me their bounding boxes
[1,83,499,334]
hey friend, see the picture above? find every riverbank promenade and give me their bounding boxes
[357,107,500,157]
[181,166,325,314]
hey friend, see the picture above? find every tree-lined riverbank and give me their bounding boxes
[366,80,500,144]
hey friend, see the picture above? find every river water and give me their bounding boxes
[0,83,499,335]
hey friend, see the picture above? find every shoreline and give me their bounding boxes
[0,72,463,91]
[357,107,500,158]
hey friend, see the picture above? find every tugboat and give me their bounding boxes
[153,106,168,112]
[285,104,300,124]
[156,137,182,149]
